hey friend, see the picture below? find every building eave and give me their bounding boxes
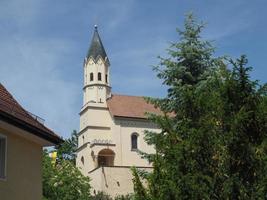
[0,111,63,145]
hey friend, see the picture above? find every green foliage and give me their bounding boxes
[91,191,133,200]
[133,13,267,200]
[216,55,267,199]
[43,130,91,200]
[56,130,78,164]
[42,151,91,200]
[44,129,136,200]
[114,194,134,200]
[137,13,222,200]
[91,192,112,200]
[132,167,148,200]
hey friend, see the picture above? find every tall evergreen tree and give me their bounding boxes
[218,55,267,199]
[133,14,267,200]
[133,14,222,200]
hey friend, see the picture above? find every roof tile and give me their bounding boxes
[107,94,162,119]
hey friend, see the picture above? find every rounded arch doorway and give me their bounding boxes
[97,149,115,167]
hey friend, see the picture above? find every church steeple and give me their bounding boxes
[82,25,111,108]
[86,25,108,62]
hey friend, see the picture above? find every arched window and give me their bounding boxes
[90,73,94,81]
[105,74,108,83]
[81,156,84,165]
[98,72,102,81]
[131,133,138,150]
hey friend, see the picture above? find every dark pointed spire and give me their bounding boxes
[86,25,108,61]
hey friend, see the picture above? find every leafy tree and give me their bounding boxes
[42,151,91,200]
[43,150,56,198]
[91,192,112,200]
[115,194,134,200]
[43,130,91,200]
[56,130,78,163]
[91,191,133,200]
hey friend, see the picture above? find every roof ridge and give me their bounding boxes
[111,93,148,98]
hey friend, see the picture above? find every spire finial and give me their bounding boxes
[94,24,98,30]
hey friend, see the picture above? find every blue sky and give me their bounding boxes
[0,0,266,138]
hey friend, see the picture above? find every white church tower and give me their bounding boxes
[77,26,158,197]
[83,25,111,107]
[78,26,114,174]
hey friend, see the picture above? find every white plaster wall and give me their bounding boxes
[80,108,112,130]
[76,144,92,176]
[79,128,112,146]
[83,58,110,106]
[77,115,160,181]
[88,167,103,194]
[89,166,152,198]
[113,118,159,167]
[77,144,117,173]
[78,107,114,173]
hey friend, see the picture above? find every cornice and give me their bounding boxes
[78,125,111,135]
[83,84,111,90]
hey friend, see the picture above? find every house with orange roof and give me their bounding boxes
[76,26,161,197]
[0,83,62,200]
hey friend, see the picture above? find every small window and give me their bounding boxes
[81,156,84,165]
[98,72,102,81]
[90,73,94,81]
[131,133,138,150]
[105,74,108,83]
[0,134,7,180]
[82,135,85,144]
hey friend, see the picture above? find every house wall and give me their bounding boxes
[0,127,42,200]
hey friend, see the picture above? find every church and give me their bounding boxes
[76,26,161,197]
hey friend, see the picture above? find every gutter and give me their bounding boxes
[0,111,63,145]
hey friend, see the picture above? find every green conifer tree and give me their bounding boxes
[133,13,222,199]
[218,55,267,199]
[133,14,267,199]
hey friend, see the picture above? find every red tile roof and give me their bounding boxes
[107,94,162,119]
[0,83,62,144]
